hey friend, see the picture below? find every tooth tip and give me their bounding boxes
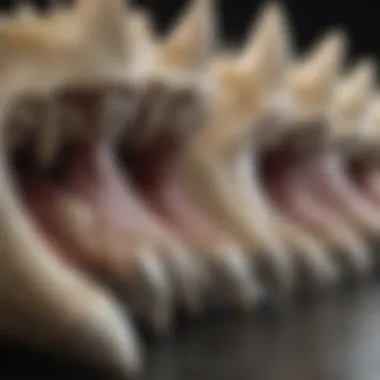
[167,247,207,313]
[213,245,262,309]
[131,248,173,332]
[66,300,142,377]
[305,28,347,68]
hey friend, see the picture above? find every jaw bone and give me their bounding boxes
[261,31,373,281]
[0,0,143,377]
[119,0,263,310]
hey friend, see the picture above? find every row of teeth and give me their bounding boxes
[1,0,380,377]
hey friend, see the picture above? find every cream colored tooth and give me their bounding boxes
[281,223,341,288]
[288,30,347,118]
[127,245,173,334]
[211,242,263,309]
[129,9,157,72]
[74,0,127,60]
[329,225,373,276]
[159,0,216,69]
[62,297,142,378]
[331,59,376,137]
[164,244,207,314]
[240,1,292,89]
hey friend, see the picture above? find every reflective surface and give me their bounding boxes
[2,282,380,380]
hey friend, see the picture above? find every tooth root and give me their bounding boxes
[126,244,173,333]
[211,242,263,309]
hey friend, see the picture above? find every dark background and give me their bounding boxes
[1,0,380,379]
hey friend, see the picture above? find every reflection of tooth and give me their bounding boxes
[128,245,173,333]
[212,242,263,309]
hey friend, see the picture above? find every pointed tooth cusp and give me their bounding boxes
[74,0,128,60]
[159,0,216,71]
[240,1,292,90]
[129,9,158,74]
[287,30,347,119]
[164,244,208,314]
[330,59,377,138]
[66,295,142,378]
[211,242,263,309]
[291,233,342,289]
[127,245,174,333]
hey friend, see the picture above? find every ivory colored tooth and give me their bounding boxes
[210,242,263,309]
[163,244,208,314]
[334,231,374,277]
[159,0,216,69]
[0,290,142,378]
[331,59,377,136]
[126,244,173,333]
[241,1,293,88]
[61,294,142,378]
[288,29,347,117]
[256,241,296,299]
[282,224,342,288]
